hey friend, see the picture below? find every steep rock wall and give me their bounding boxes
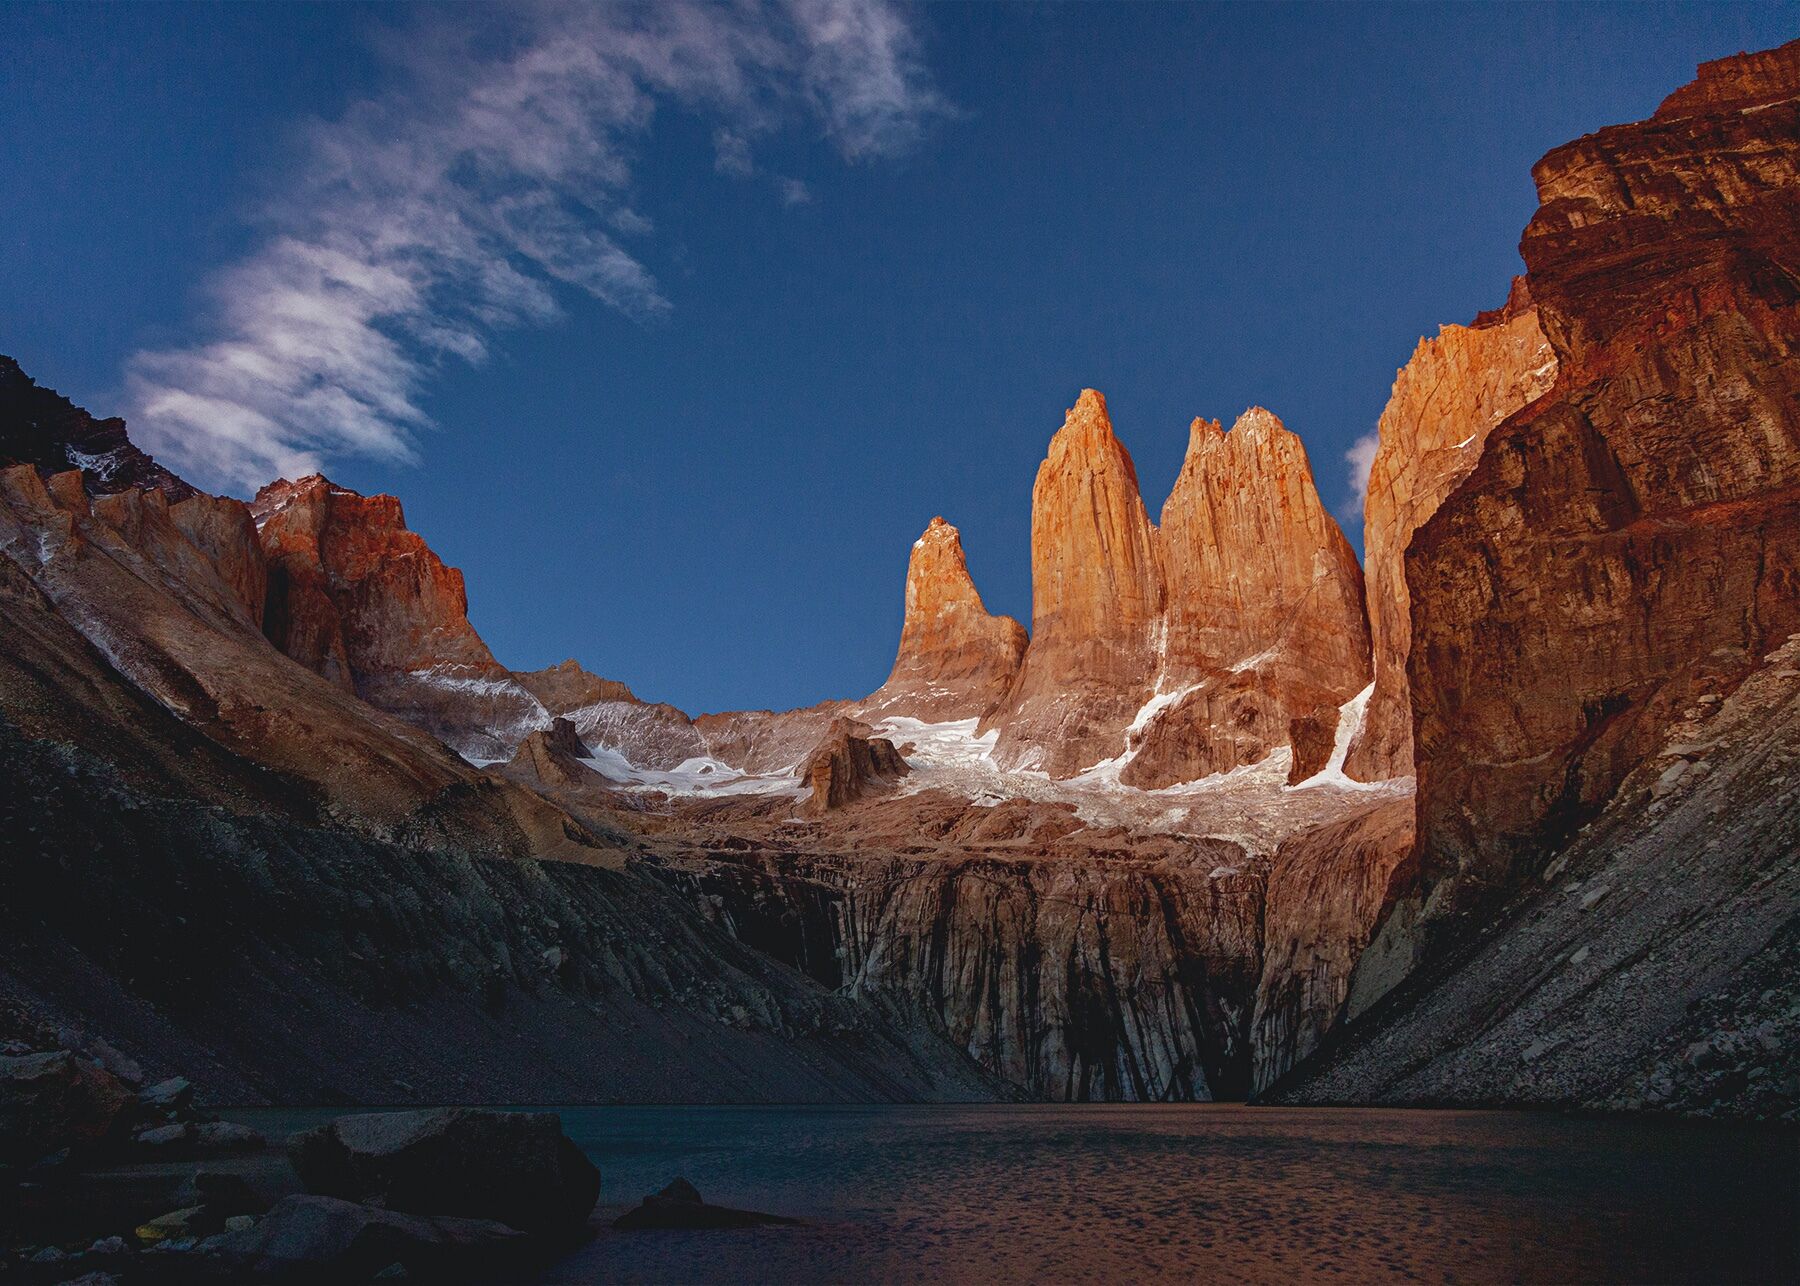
[1405,40,1800,921]
[1343,281,1557,782]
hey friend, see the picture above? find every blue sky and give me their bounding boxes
[4,2,1795,713]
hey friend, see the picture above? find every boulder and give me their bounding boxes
[612,1177,799,1231]
[801,718,910,814]
[139,1076,194,1114]
[287,1109,599,1234]
[135,1204,213,1245]
[0,1050,133,1165]
[211,1194,525,1282]
[177,1169,272,1216]
[194,1121,264,1153]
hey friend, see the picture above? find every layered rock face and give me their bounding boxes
[860,517,1026,721]
[252,476,546,760]
[988,393,1369,785]
[1403,40,1800,917]
[1250,797,1415,1090]
[1273,635,1800,1118]
[1342,280,1558,782]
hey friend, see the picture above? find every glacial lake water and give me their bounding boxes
[231,1103,1799,1284]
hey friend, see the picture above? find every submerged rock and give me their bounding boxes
[613,1177,799,1230]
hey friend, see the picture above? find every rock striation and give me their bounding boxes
[1342,279,1558,782]
[1249,797,1415,1090]
[1402,39,1800,923]
[660,801,1267,1101]
[861,516,1027,721]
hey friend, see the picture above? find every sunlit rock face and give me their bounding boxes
[985,392,1369,786]
[860,516,1027,721]
[1404,39,1800,922]
[989,389,1165,777]
[1342,280,1558,783]
[1122,408,1370,788]
[252,475,546,759]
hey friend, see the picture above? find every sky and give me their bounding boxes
[4,2,1796,714]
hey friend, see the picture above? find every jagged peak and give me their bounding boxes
[1230,406,1287,440]
[1054,387,1119,447]
[915,514,958,547]
[1177,407,1302,477]
[251,474,408,531]
[905,514,991,611]
[1044,387,1146,498]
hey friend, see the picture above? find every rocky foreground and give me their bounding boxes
[0,38,1795,1155]
[1,1055,754,1284]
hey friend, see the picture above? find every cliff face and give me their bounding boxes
[1123,409,1369,788]
[990,390,1165,776]
[252,475,548,760]
[861,517,1027,721]
[1250,797,1415,1091]
[654,794,1267,1101]
[0,464,601,860]
[1271,634,1800,1119]
[1404,40,1800,920]
[987,394,1368,786]
[1343,282,1557,782]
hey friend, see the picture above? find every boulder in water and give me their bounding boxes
[287,1108,599,1234]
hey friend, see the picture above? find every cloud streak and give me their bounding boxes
[1343,430,1379,526]
[128,0,945,492]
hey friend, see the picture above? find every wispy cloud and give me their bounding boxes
[1343,430,1379,526]
[128,0,946,493]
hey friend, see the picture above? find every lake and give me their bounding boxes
[231,1103,1799,1284]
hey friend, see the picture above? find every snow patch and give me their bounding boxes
[1286,681,1389,792]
